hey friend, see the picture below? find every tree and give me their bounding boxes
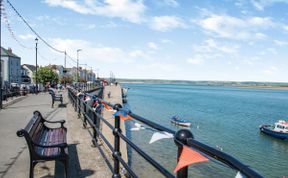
[60,76,73,84]
[33,66,59,85]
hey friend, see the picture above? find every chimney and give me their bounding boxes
[8,47,12,54]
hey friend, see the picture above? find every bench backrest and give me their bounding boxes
[17,111,45,158]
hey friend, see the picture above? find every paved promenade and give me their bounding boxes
[0,91,111,178]
[102,85,128,164]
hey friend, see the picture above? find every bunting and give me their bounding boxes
[101,101,113,111]
[235,171,246,178]
[130,123,146,131]
[174,146,209,173]
[149,131,173,144]
[114,111,133,121]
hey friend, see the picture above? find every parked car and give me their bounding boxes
[20,84,28,96]
[10,83,20,96]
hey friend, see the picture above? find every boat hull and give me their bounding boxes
[260,125,288,140]
[170,120,191,127]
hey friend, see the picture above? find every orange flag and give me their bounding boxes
[174,146,209,173]
[102,102,113,111]
[114,111,133,121]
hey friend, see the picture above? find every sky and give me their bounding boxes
[1,0,288,82]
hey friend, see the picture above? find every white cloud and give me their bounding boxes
[19,34,35,40]
[162,0,179,7]
[52,38,133,63]
[274,40,288,46]
[197,14,274,40]
[137,62,177,72]
[129,50,152,60]
[44,0,146,23]
[284,26,288,32]
[263,66,278,75]
[147,42,158,50]
[150,16,186,31]
[187,58,203,65]
[251,0,288,11]
[193,39,239,54]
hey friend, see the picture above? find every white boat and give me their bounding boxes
[170,115,191,127]
[260,120,288,140]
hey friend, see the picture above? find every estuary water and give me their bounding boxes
[123,83,288,178]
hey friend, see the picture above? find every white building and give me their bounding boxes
[22,64,36,84]
[0,47,21,86]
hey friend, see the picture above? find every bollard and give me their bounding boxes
[174,129,194,178]
[112,104,122,178]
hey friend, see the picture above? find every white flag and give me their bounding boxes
[130,123,145,131]
[235,171,246,178]
[149,131,173,144]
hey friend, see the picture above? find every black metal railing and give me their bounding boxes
[67,87,263,178]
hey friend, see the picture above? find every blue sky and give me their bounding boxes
[2,0,288,82]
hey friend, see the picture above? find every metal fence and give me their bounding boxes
[67,87,263,178]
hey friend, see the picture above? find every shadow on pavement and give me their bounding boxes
[65,143,95,178]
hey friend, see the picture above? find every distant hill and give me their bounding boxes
[116,78,288,87]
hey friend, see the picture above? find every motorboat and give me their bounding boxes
[260,120,288,140]
[170,115,191,127]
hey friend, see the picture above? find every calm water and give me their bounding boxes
[122,83,288,178]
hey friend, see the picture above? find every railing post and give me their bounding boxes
[77,97,81,118]
[112,104,122,178]
[92,111,98,146]
[83,100,87,128]
[174,129,194,178]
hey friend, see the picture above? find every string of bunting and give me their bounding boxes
[1,1,33,49]
[124,118,246,177]
[82,95,246,177]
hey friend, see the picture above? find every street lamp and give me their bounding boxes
[35,37,38,94]
[76,49,82,83]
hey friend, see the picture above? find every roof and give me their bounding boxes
[1,46,20,58]
[22,64,36,72]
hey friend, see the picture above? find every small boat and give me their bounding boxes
[259,120,288,140]
[170,115,191,127]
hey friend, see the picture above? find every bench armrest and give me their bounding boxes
[34,142,67,148]
[43,119,65,127]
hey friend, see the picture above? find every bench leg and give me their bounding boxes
[52,100,54,108]
[29,161,36,178]
[61,158,69,178]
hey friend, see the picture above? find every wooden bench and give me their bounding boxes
[16,111,68,178]
[48,88,63,107]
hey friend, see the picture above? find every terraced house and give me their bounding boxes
[0,47,21,86]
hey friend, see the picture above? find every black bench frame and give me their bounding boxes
[17,111,68,178]
[48,88,63,107]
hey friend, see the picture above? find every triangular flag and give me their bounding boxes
[174,146,209,173]
[130,123,145,131]
[130,127,141,131]
[92,100,99,107]
[102,102,113,111]
[149,131,173,144]
[235,171,246,178]
[114,111,133,121]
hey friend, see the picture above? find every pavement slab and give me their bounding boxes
[0,90,112,178]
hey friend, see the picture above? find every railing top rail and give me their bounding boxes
[67,87,263,178]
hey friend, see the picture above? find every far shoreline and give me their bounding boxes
[237,86,288,90]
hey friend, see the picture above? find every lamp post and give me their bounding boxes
[35,38,38,94]
[0,0,3,109]
[76,49,82,83]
